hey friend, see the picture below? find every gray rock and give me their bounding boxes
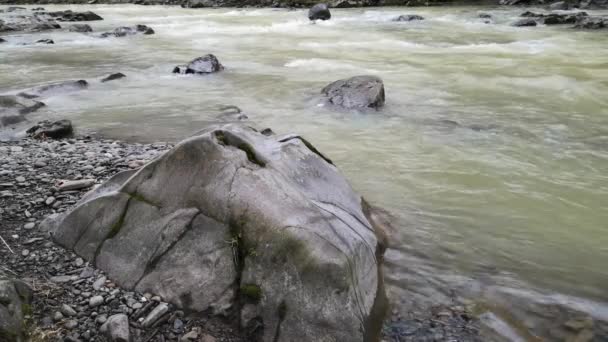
[92,276,106,290]
[322,75,385,109]
[549,1,569,9]
[101,73,126,83]
[26,120,73,139]
[69,24,93,33]
[0,277,33,342]
[64,319,78,329]
[18,80,88,98]
[53,311,64,321]
[100,25,154,38]
[50,124,387,342]
[574,15,608,29]
[142,302,169,328]
[511,18,538,26]
[46,10,103,22]
[308,3,331,21]
[23,222,35,230]
[45,196,56,206]
[0,95,45,128]
[57,179,96,191]
[89,295,104,307]
[173,54,224,75]
[50,275,74,283]
[60,303,77,317]
[393,14,424,21]
[100,314,130,342]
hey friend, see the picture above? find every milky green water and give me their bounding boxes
[2,4,608,338]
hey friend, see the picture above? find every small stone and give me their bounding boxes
[89,295,104,307]
[22,249,30,256]
[75,257,84,266]
[96,314,108,325]
[45,196,56,205]
[11,146,23,152]
[64,319,78,329]
[93,276,106,290]
[100,314,130,342]
[53,311,64,321]
[34,160,47,168]
[24,222,36,230]
[61,304,77,317]
[201,334,217,342]
[180,330,198,342]
[142,302,169,328]
[16,176,26,183]
[51,275,75,283]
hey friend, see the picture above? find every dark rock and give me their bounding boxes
[0,277,33,342]
[49,124,387,342]
[478,13,492,19]
[69,24,93,33]
[26,120,74,139]
[100,25,154,38]
[574,15,608,28]
[0,38,6,43]
[521,11,541,17]
[18,79,88,98]
[511,18,538,26]
[35,38,54,44]
[31,7,46,11]
[0,95,45,128]
[182,0,216,7]
[393,14,425,21]
[101,73,127,83]
[173,54,224,75]
[46,10,103,22]
[0,14,61,33]
[7,7,26,12]
[321,75,385,109]
[308,3,331,21]
[543,12,587,24]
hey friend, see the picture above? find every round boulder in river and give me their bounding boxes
[322,75,385,109]
[308,3,331,21]
[173,54,224,74]
[47,124,388,342]
[69,24,93,33]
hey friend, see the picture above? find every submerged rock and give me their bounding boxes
[100,25,155,38]
[520,11,589,25]
[308,3,331,21]
[0,14,61,33]
[321,75,385,109]
[69,24,93,33]
[511,18,538,26]
[393,14,425,21]
[18,80,88,98]
[49,124,387,342]
[35,38,54,44]
[0,95,45,128]
[0,277,33,342]
[26,120,73,139]
[573,15,608,28]
[101,73,127,83]
[0,38,5,43]
[46,10,103,22]
[173,54,224,75]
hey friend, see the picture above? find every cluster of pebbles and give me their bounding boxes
[0,136,246,342]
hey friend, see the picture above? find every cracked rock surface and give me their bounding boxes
[49,124,387,342]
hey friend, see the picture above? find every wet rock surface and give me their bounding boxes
[0,95,45,128]
[321,75,385,110]
[101,72,127,83]
[511,18,537,26]
[173,54,224,74]
[46,10,103,21]
[18,79,88,99]
[0,277,33,342]
[69,23,93,32]
[0,136,246,342]
[308,3,331,21]
[26,120,74,139]
[392,14,424,21]
[100,24,155,37]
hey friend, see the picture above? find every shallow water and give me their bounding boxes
[2,4,608,338]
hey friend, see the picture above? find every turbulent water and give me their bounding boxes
[2,4,608,339]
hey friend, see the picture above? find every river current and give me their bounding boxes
[1,4,608,339]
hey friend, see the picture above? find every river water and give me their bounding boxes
[2,4,608,339]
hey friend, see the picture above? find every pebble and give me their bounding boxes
[93,276,106,290]
[21,249,30,256]
[64,319,79,329]
[16,176,26,183]
[23,222,36,230]
[45,196,56,205]
[61,304,77,317]
[53,311,64,322]
[89,295,104,307]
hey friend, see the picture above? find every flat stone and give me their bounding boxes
[61,304,77,317]
[23,222,36,230]
[89,295,104,307]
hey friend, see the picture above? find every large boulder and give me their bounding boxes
[69,23,93,32]
[511,18,538,26]
[26,119,73,139]
[99,25,155,38]
[321,75,385,110]
[308,3,331,21]
[46,10,103,22]
[173,54,224,75]
[573,15,608,28]
[0,95,45,128]
[0,277,33,342]
[49,124,387,342]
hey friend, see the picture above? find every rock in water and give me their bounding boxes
[173,54,224,75]
[99,25,154,38]
[26,120,73,139]
[0,277,33,342]
[0,38,6,43]
[18,79,88,98]
[308,3,331,21]
[511,18,538,26]
[322,75,385,109]
[101,73,127,83]
[392,14,424,21]
[50,124,387,342]
[46,10,103,22]
[0,95,45,128]
[35,38,54,44]
[69,24,93,33]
